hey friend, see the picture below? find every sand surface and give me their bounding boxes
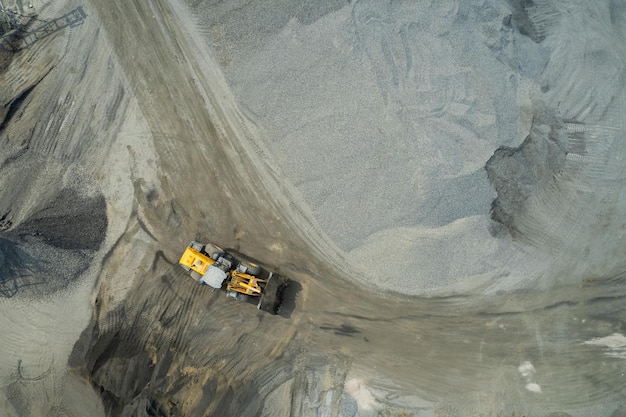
[0,0,626,416]
[196,0,626,295]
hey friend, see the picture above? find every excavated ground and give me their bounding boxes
[0,1,626,417]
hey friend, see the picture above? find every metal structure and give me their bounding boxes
[21,6,86,48]
[0,6,86,52]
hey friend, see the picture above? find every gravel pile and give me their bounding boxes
[190,0,626,294]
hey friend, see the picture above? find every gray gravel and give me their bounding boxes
[189,0,626,295]
[192,0,532,291]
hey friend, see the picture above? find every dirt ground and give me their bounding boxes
[1,1,626,416]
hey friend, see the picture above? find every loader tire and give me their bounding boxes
[190,271,202,282]
[240,262,261,276]
[247,264,261,276]
[203,244,218,256]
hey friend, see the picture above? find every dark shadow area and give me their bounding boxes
[0,237,40,298]
[319,323,361,337]
[0,83,36,132]
[277,279,301,319]
[0,187,107,298]
[485,131,566,236]
[13,188,107,251]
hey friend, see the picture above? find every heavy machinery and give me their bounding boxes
[178,241,287,314]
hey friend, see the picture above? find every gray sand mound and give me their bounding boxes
[195,0,626,294]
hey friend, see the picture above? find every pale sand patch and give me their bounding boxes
[583,333,626,348]
[518,361,541,394]
[583,333,626,359]
[344,378,378,411]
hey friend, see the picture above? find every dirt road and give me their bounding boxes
[1,0,626,416]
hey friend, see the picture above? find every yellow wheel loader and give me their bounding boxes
[178,241,287,314]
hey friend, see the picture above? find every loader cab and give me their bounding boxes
[178,245,214,276]
[200,265,228,289]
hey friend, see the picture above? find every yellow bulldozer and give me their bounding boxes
[178,241,287,314]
